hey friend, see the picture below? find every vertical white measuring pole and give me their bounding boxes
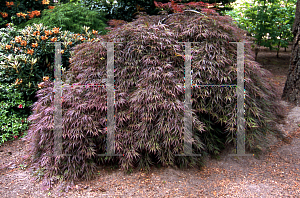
[229,41,253,157]
[176,42,201,157]
[98,42,122,156]
[106,42,115,156]
[53,42,63,157]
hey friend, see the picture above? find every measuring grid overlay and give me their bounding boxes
[51,41,253,158]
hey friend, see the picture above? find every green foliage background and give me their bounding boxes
[16,2,109,34]
[225,0,296,56]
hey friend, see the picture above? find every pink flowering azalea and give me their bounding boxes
[18,104,23,108]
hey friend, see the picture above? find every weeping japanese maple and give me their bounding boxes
[23,2,285,183]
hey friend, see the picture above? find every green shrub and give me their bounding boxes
[0,22,103,145]
[0,81,33,144]
[24,4,285,184]
[16,2,109,35]
[0,22,101,104]
[0,24,22,85]
[0,24,33,144]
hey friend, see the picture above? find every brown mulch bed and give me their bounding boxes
[1,44,300,197]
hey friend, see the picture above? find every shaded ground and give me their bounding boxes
[0,44,299,197]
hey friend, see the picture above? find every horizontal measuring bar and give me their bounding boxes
[193,84,237,87]
[58,84,238,88]
[61,84,106,88]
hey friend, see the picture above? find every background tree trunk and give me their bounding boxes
[282,0,300,106]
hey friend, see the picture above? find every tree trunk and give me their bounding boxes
[282,0,300,106]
